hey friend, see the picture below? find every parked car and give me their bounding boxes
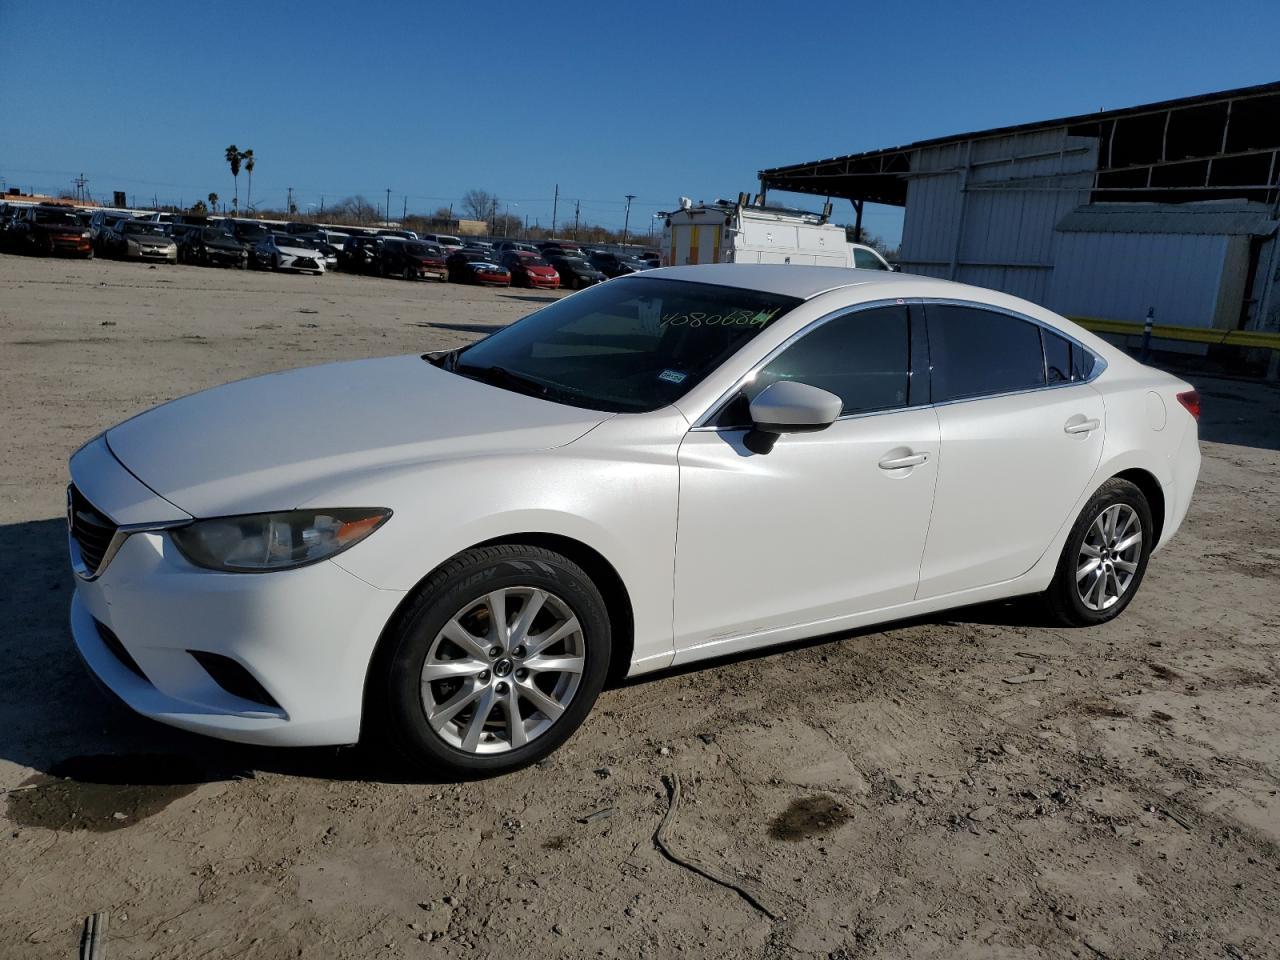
[253,233,325,274]
[545,253,606,290]
[378,239,448,281]
[178,226,249,268]
[225,220,273,249]
[422,234,464,252]
[538,241,587,259]
[338,235,383,274]
[88,212,129,253]
[588,250,648,278]
[287,235,339,271]
[65,264,1201,777]
[106,219,177,262]
[493,240,539,256]
[638,249,662,268]
[377,229,419,240]
[446,250,511,286]
[9,206,94,257]
[318,230,351,249]
[500,251,560,290]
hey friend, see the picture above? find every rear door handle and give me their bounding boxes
[878,451,929,470]
[1064,417,1100,434]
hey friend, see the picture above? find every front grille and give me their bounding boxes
[293,257,318,269]
[95,619,149,682]
[69,485,118,576]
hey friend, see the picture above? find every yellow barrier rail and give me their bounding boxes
[1068,316,1280,351]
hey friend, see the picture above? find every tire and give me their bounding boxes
[369,544,612,777]
[403,266,414,282]
[1042,478,1153,627]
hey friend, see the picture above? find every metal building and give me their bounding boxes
[758,81,1280,371]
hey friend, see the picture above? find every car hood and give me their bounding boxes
[106,354,612,517]
[275,244,318,257]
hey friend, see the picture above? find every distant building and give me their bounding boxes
[760,81,1280,371]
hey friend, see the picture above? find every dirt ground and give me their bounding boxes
[1,253,1278,960]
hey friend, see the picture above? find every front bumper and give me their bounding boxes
[127,245,178,262]
[68,439,404,746]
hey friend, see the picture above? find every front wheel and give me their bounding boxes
[1042,478,1153,626]
[370,545,611,777]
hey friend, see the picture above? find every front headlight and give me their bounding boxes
[171,508,391,572]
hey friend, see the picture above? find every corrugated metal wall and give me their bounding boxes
[898,127,1096,304]
[1048,233,1228,328]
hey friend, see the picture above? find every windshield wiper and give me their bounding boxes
[455,363,555,401]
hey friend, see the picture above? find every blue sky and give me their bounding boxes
[3,0,1277,245]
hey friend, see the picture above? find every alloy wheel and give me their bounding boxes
[1076,503,1143,611]
[420,587,585,754]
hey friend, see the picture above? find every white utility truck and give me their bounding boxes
[662,196,892,270]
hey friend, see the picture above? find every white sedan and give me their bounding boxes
[252,233,326,274]
[67,264,1200,776]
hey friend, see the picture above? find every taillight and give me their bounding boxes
[1176,389,1200,421]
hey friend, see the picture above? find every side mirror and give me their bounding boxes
[745,381,842,453]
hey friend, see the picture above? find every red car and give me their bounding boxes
[446,250,511,286]
[12,206,94,258]
[501,251,560,290]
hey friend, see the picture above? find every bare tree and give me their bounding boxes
[329,195,381,224]
[461,189,497,222]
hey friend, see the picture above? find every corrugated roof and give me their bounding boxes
[1055,201,1278,236]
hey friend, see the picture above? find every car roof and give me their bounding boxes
[638,263,959,300]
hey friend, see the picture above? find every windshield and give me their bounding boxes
[451,277,800,413]
[202,228,234,241]
[518,255,550,267]
[124,221,170,235]
[236,224,269,239]
[34,210,79,226]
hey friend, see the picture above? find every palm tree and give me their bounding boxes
[225,145,241,213]
[242,149,255,214]
[207,192,219,213]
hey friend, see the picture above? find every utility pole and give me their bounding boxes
[386,188,391,225]
[74,173,88,202]
[551,184,558,235]
[402,196,407,221]
[622,194,636,248]
[286,186,294,215]
[574,200,580,241]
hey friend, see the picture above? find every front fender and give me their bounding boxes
[322,416,684,673]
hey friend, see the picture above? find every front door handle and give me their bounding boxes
[1064,416,1100,435]
[878,451,929,470]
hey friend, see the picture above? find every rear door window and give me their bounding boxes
[926,305,1046,402]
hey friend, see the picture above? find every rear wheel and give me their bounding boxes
[1043,478,1152,626]
[370,544,611,777]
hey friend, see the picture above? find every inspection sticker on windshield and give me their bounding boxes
[658,369,688,384]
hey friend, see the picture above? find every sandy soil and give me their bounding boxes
[1,253,1278,959]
